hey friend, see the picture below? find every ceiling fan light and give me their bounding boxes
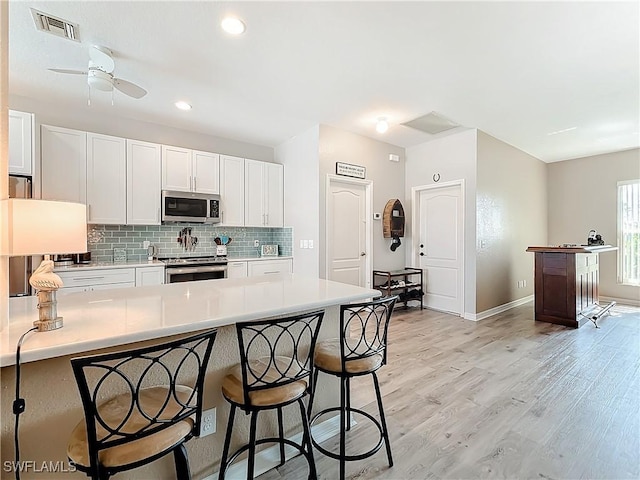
[88,69,113,91]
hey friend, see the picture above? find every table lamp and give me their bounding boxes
[3,199,87,332]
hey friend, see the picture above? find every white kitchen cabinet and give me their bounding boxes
[245,160,284,227]
[8,110,34,176]
[226,261,248,278]
[56,268,136,295]
[162,145,219,194]
[161,145,192,192]
[220,154,245,226]
[248,258,292,276]
[127,139,161,225]
[193,150,220,194]
[87,133,127,224]
[41,125,87,204]
[135,265,165,286]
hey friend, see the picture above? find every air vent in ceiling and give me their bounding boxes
[402,111,460,135]
[31,9,79,42]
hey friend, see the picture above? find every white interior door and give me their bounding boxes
[327,180,368,287]
[418,184,463,314]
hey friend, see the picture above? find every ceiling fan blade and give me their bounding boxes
[113,78,147,99]
[49,68,87,75]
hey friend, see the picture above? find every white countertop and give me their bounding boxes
[54,260,165,271]
[1,275,378,367]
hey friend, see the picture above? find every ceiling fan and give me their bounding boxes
[49,45,147,100]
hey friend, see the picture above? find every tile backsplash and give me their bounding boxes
[87,224,292,262]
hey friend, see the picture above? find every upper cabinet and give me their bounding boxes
[245,159,284,227]
[41,125,87,204]
[8,110,34,176]
[86,133,127,224]
[161,145,219,194]
[41,126,127,225]
[220,155,245,226]
[127,139,161,225]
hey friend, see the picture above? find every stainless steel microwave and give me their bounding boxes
[161,190,221,224]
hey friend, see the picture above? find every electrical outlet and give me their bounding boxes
[199,407,216,437]
[254,240,260,247]
[143,240,150,249]
[308,240,313,249]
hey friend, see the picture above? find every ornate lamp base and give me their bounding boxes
[34,290,63,332]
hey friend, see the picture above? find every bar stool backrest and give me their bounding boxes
[236,310,324,406]
[340,296,397,370]
[71,329,217,468]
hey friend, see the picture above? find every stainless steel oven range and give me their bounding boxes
[161,256,228,283]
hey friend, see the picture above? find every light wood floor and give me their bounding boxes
[260,302,640,480]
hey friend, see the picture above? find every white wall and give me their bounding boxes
[275,126,320,277]
[318,125,406,279]
[9,93,274,198]
[405,129,478,316]
[547,148,640,303]
[476,131,547,313]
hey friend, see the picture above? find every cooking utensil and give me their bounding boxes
[214,237,221,245]
[221,235,229,245]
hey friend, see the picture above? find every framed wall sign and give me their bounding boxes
[336,162,366,179]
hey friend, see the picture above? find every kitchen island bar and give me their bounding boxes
[526,245,617,328]
[0,275,379,480]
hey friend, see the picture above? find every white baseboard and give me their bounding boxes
[465,295,533,322]
[600,295,640,307]
[204,413,347,480]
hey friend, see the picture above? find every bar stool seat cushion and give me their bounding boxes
[314,339,383,374]
[67,385,194,469]
[222,355,307,407]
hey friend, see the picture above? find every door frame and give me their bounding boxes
[411,179,465,315]
[325,174,373,288]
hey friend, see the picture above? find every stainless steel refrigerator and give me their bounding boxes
[8,175,32,296]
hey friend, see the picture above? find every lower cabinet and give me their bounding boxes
[135,266,165,286]
[56,265,164,295]
[247,259,293,276]
[227,261,248,278]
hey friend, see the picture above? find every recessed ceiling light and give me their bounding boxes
[175,101,192,111]
[376,118,389,134]
[221,17,246,35]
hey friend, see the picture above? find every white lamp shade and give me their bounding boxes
[3,199,87,256]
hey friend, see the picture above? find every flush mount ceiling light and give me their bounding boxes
[376,118,389,134]
[221,16,246,35]
[175,101,192,111]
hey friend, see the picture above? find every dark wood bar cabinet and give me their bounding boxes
[526,245,617,328]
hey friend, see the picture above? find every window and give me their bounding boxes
[618,180,640,286]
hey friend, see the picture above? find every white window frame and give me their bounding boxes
[617,179,640,286]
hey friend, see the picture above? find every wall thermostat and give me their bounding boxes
[373,213,381,220]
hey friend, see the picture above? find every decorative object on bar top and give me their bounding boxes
[2,199,87,332]
[587,229,605,246]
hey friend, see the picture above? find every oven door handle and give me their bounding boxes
[166,265,227,275]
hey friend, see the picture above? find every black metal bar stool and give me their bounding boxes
[67,329,218,480]
[308,296,397,480]
[218,310,324,480]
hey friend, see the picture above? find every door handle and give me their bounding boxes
[360,252,366,256]
[420,252,425,256]
[420,244,424,248]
